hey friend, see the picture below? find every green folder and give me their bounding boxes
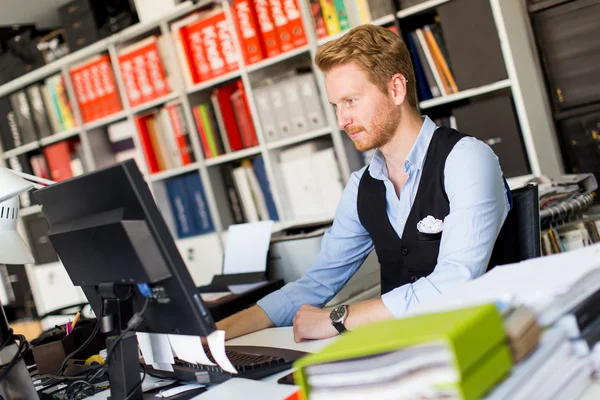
[293,304,512,400]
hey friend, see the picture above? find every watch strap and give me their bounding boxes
[332,320,346,334]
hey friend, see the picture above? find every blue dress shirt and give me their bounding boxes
[257,116,510,326]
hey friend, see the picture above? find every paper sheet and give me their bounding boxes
[152,363,174,372]
[200,292,232,302]
[137,332,175,372]
[190,378,299,399]
[157,383,206,398]
[207,330,237,374]
[228,282,268,294]
[406,243,600,322]
[168,334,215,366]
[223,221,274,275]
[136,332,155,364]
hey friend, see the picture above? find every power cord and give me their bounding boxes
[65,295,151,400]
[0,329,29,381]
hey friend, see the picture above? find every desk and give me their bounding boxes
[87,327,600,399]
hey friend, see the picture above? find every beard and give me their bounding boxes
[345,98,401,152]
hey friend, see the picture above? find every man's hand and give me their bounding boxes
[292,304,338,342]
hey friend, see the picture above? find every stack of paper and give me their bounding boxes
[293,304,512,400]
[137,330,237,374]
[484,326,592,400]
[407,243,600,327]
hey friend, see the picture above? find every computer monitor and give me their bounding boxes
[33,160,216,398]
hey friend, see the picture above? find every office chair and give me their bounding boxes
[487,183,541,271]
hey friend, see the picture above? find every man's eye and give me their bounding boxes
[346,99,356,107]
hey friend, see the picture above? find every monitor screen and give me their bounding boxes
[33,160,216,337]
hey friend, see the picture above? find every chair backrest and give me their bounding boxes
[487,183,540,271]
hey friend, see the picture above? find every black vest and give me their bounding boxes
[357,127,467,294]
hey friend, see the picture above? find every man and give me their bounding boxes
[218,24,509,342]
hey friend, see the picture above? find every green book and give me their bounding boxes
[294,304,512,400]
[333,0,351,31]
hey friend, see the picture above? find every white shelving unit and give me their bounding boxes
[0,0,562,294]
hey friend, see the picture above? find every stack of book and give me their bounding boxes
[232,0,306,62]
[406,23,457,101]
[0,75,76,151]
[294,304,512,400]
[117,35,173,108]
[253,72,327,143]
[219,156,279,224]
[135,101,196,174]
[192,79,257,159]
[70,54,123,123]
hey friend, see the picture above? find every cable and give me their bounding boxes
[124,363,146,400]
[54,294,106,377]
[0,331,29,382]
[66,295,151,399]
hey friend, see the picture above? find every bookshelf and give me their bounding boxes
[0,0,562,296]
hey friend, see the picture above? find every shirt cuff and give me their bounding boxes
[380,286,410,318]
[256,289,297,327]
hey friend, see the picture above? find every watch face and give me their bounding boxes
[330,306,346,323]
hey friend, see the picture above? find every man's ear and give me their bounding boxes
[389,73,408,106]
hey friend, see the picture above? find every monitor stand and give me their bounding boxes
[99,283,143,400]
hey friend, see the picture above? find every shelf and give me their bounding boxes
[0,1,206,99]
[19,205,42,217]
[147,162,201,182]
[267,127,332,150]
[83,111,128,130]
[39,128,81,146]
[204,147,262,166]
[418,79,512,109]
[246,46,311,73]
[187,70,242,94]
[397,0,451,19]
[317,31,349,47]
[2,141,40,160]
[371,14,397,27]
[130,92,181,115]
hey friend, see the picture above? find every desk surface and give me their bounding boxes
[87,327,600,399]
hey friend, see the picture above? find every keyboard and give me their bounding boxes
[145,345,307,384]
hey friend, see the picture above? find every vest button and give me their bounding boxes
[410,276,418,283]
[401,247,409,255]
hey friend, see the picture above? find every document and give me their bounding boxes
[207,330,237,374]
[136,332,175,372]
[223,221,274,275]
[168,334,214,366]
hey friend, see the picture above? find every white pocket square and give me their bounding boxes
[417,215,444,234]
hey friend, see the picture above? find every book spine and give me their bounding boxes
[165,177,198,238]
[215,15,240,73]
[319,0,341,35]
[232,0,266,65]
[309,0,328,39]
[269,0,294,52]
[282,0,308,48]
[333,0,351,31]
[183,173,215,234]
[254,0,281,57]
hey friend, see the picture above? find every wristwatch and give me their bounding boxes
[330,305,349,334]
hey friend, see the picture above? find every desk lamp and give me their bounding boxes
[0,167,54,399]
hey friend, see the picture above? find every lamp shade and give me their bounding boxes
[0,196,35,264]
[0,167,34,204]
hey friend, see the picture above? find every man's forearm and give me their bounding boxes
[344,298,394,330]
[216,305,275,340]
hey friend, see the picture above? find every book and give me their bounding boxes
[294,304,512,400]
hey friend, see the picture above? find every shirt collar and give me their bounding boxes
[369,116,438,180]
